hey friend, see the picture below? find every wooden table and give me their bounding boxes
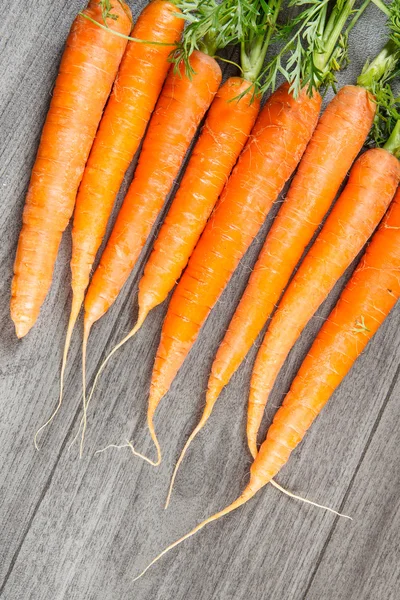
[1,2,399,598]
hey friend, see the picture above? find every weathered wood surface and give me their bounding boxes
[0,2,398,599]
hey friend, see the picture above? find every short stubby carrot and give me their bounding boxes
[70,1,184,331]
[247,147,400,457]
[10,0,132,338]
[145,83,322,464]
[131,191,400,582]
[207,85,375,408]
[84,50,222,337]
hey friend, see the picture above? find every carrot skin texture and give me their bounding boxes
[137,78,261,322]
[255,190,400,482]
[208,85,375,405]
[248,147,400,456]
[10,0,132,338]
[71,1,184,318]
[150,83,321,421]
[84,50,222,330]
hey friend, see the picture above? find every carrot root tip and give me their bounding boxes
[270,479,352,520]
[96,440,160,467]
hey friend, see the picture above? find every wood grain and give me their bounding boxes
[0,2,398,599]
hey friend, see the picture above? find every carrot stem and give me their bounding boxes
[313,0,357,75]
[241,0,282,82]
[357,40,400,90]
[384,119,400,157]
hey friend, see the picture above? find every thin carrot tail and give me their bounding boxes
[133,485,256,582]
[86,311,147,415]
[34,292,82,450]
[165,397,216,509]
[247,395,265,459]
[147,409,162,467]
[79,322,91,458]
[270,480,352,520]
[164,385,222,508]
[74,311,148,456]
[95,409,162,467]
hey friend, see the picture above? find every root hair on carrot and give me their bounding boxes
[270,479,352,520]
[95,439,160,467]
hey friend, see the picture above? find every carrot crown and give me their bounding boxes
[170,0,283,83]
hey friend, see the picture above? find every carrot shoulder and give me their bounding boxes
[247,147,400,457]
[208,85,375,406]
[145,83,321,463]
[10,0,131,338]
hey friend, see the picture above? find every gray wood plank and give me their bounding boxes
[1,2,399,600]
[304,370,400,600]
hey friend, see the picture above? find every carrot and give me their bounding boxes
[10,0,132,339]
[73,50,221,452]
[132,181,400,585]
[58,1,185,409]
[164,0,374,500]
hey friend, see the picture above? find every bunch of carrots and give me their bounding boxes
[11,0,400,580]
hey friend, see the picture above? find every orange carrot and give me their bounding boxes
[139,83,322,465]
[86,78,260,402]
[10,0,131,339]
[83,50,221,335]
[132,189,400,581]
[64,1,184,381]
[247,147,400,456]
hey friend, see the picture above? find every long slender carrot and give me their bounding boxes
[140,82,322,465]
[132,188,400,581]
[75,50,221,454]
[247,146,400,456]
[61,1,184,395]
[10,0,132,339]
